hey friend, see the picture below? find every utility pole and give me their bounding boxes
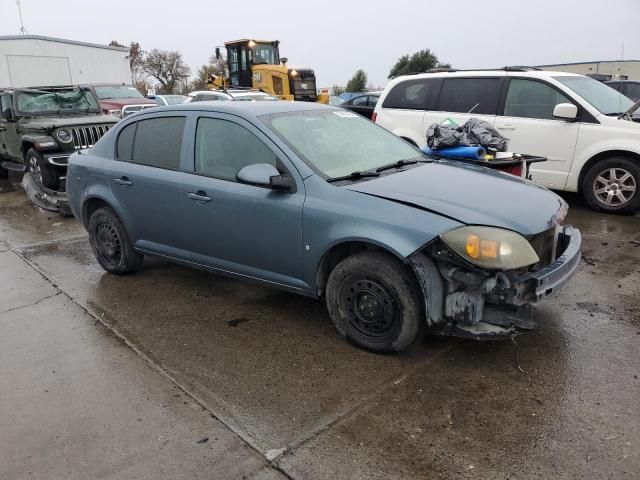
[16,0,29,35]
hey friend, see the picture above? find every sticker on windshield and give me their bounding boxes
[333,111,358,118]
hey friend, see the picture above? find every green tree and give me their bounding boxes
[345,70,368,93]
[109,40,125,48]
[332,85,345,96]
[190,54,228,91]
[388,49,451,78]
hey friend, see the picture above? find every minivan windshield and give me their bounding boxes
[555,75,634,115]
[16,88,100,114]
[262,109,423,179]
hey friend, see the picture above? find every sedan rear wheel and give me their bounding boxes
[326,251,423,353]
[88,207,142,274]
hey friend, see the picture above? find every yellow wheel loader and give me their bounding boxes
[208,39,328,104]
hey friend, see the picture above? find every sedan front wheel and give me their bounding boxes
[326,251,423,353]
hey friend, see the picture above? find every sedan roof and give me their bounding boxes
[157,100,334,117]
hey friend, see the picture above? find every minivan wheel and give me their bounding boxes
[583,157,640,214]
[26,148,59,190]
[325,251,422,353]
[88,207,142,274]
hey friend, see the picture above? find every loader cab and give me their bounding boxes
[225,39,280,88]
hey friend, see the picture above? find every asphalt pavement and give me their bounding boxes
[1,173,638,479]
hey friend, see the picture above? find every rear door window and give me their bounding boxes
[503,79,571,120]
[437,78,502,115]
[131,116,185,169]
[116,122,136,160]
[352,96,369,106]
[382,79,436,110]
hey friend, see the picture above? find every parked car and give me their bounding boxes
[605,80,640,102]
[67,102,581,353]
[328,95,344,106]
[184,89,278,102]
[0,86,117,188]
[374,69,640,213]
[84,83,157,119]
[340,93,380,120]
[148,94,187,106]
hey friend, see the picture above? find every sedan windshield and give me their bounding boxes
[262,109,423,179]
[555,75,634,115]
[16,89,100,114]
[94,85,144,100]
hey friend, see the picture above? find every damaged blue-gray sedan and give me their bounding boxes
[66,102,581,353]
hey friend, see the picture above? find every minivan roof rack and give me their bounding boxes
[426,68,459,73]
[502,66,543,71]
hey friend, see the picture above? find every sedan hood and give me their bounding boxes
[346,161,567,236]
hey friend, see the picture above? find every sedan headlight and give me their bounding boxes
[108,109,122,118]
[56,128,73,143]
[440,226,539,270]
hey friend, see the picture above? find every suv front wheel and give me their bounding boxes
[583,157,640,214]
[26,148,59,190]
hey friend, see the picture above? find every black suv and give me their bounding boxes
[0,86,118,190]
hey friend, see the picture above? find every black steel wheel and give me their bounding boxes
[88,206,142,274]
[26,148,59,190]
[583,157,640,214]
[326,251,423,353]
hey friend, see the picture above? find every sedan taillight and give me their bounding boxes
[371,112,377,123]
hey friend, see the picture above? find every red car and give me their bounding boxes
[83,84,156,119]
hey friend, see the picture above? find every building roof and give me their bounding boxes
[537,60,640,67]
[0,35,128,52]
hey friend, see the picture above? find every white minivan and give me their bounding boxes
[374,69,640,213]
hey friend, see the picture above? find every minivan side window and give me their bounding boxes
[195,117,278,181]
[437,78,502,115]
[382,79,435,110]
[131,117,185,169]
[504,79,571,120]
[116,122,136,160]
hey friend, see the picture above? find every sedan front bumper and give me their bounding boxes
[506,225,582,306]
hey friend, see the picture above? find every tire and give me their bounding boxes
[26,148,59,190]
[582,157,640,214]
[325,251,423,353]
[88,207,143,274]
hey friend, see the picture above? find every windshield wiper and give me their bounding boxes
[327,171,380,183]
[375,158,427,173]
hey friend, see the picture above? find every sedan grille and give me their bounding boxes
[71,125,112,150]
[528,227,557,268]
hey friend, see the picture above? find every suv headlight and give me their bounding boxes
[108,109,122,118]
[56,128,73,143]
[440,226,539,270]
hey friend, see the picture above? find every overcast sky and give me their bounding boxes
[1,0,639,87]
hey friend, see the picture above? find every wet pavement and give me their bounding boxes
[1,175,639,479]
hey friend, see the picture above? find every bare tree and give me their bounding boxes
[143,49,190,94]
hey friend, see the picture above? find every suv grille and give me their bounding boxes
[71,125,112,150]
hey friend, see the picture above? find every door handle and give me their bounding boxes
[187,190,212,203]
[113,176,132,187]
[496,124,516,130]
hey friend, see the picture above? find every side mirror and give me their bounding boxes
[236,163,294,191]
[2,107,14,121]
[552,103,578,121]
[215,47,221,60]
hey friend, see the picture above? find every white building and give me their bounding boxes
[537,60,640,81]
[0,35,131,88]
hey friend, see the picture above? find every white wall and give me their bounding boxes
[0,36,132,88]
